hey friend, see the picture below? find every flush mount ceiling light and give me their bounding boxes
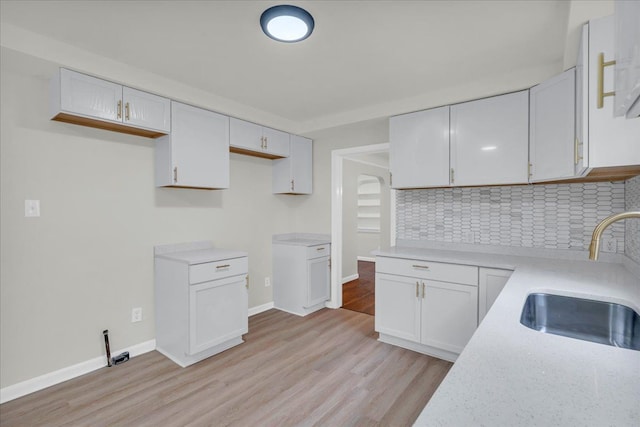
[260,5,315,43]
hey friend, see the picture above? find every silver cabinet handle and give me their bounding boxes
[412,265,429,270]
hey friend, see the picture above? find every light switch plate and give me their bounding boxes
[25,200,40,217]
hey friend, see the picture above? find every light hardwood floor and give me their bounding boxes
[0,309,452,426]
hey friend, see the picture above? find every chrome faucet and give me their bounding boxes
[588,211,640,260]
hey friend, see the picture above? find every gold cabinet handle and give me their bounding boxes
[291,179,295,192]
[316,247,326,251]
[173,166,178,183]
[264,136,268,150]
[422,282,426,299]
[597,52,616,109]
[412,264,429,270]
[260,136,264,149]
[125,102,130,121]
[528,163,533,178]
[117,100,122,119]
[416,281,419,298]
[216,264,231,269]
[450,168,455,184]
[246,275,249,289]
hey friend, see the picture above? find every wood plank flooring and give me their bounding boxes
[0,308,452,427]
[342,260,375,315]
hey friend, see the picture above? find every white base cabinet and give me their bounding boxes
[273,234,330,316]
[154,243,248,367]
[375,256,478,362]
[478,267,512,323]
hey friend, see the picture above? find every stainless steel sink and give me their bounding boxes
[520,293,640,351]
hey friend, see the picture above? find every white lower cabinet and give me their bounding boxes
[375,256,478,362]
[273,236,330,316]
[189,275,248,355]
[154,244,248,367]
[478,267,512,323]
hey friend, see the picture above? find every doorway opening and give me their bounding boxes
[328,143,395,312]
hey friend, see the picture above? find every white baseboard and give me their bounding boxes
[357,256,376,262]
[0,339,156,404]
[248,302,274,316]
[342,273,359,284]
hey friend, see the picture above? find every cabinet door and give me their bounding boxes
[230,118,263,152]
[478,268,512,323]
[307,256,330,307]
[189,274,248,355]
[262,127,290,157]
[421,280,478,354]
[122,86,170,133]
[575,24,589,176]
[375,273,421,343]
[389,106,450,189]
[450,91,529,186]
[587,16,640,167]
[60,68,121,123]
[529,69,576,182]
[273,135,312,194]
[171,101,229,189]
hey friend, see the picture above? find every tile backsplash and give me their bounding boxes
[396,182,628,253]
[625,176,640,264]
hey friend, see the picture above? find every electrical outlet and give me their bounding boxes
[264,277,271,287]
[25,200,40,217]
[462,231,475,244]
[131,307,142,323]
[602,238,617,253]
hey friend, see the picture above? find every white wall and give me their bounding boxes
[0,49,303,388]
[0,47,389,390]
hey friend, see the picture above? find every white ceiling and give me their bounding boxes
[0,1,614,133]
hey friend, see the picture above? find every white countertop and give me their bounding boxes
[374,245,640,426]
[272,232,331,247]
[154,241,247,265]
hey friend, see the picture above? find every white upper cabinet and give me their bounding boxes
[230,118,290,159]
[584,16,640,169]
[450,90,529,186]
[155,101,229,189]
[273,135,312,194]
[389,106,450,189]
[51,68,170,138]
[614,0,640,118]
[122,86,170,133]
[529,68,576,182]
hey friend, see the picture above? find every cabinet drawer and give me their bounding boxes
[376,256,477,286]
[307,244,330,259]
[189,257,248,284]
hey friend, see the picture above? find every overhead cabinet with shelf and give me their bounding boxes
[230,117,290,159]
[50,68,170,138]
[273,135,312,194]
[577,16,640,174]
[155,101,230,189]
[450,90,529,187]
[529,68,576,182]
[389,106,450,188]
